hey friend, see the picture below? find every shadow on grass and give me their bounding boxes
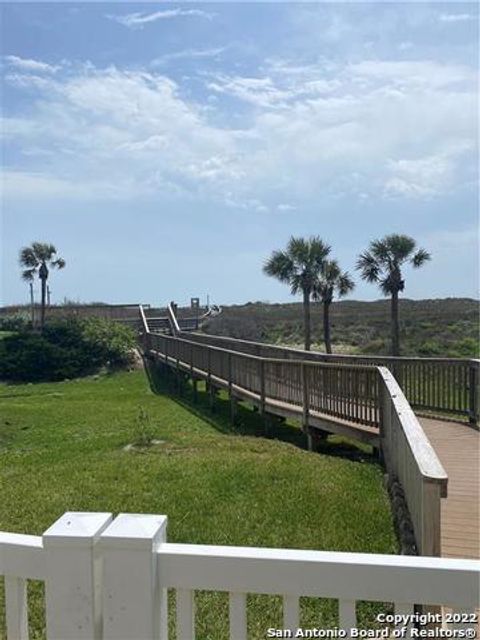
[143,357,376,463]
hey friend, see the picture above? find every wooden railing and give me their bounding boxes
[379,368,448,556]
[143,320,449,557]
[147,332,381,428]
[180,332,479,424]
[1,512,478,640]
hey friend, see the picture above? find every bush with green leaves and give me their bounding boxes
[0,317,136,382]
[0,313,30,332]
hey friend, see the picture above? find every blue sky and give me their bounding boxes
[1,2,478,307]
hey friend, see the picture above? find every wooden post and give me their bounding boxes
[302,363,312,451]
[420,481,442,557]
[176,357,181,395]
[228,353,236,424]
[43,511,113,640]
[207,349,215,411]
[260,359,266,432]
[100,514,168,640]
[468,364,478,425]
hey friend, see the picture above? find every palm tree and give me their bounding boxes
[313,260,354,354]
[356,234,430,356]
[19,242,66,330]
[263,236,331,350]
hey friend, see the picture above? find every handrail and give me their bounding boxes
[167,303,181,336]
[180,332,479,423]
[183,332,478,365]
[138,304,149,334]
[378,367,448,556]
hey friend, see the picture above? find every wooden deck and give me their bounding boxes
[419,417,480,559]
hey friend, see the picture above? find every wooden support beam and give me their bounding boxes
[302,363,312,451]
[230,395,238,425]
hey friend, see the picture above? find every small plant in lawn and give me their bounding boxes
[132,406,157,448]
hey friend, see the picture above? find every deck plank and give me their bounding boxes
[419,418,479,559]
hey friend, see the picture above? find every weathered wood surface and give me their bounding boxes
[419,418,479,560]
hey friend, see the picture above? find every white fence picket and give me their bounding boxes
[394,602,414,632]
[283,594,300,633]
[229,592,247,640]
[339,599,356,632]
[4,576,29,640]
[176,589,195,640]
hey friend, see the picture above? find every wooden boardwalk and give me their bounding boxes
[144,318,478,560]
[419,417,480,559]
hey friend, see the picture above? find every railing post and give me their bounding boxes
[176,348,181,394]
[468,363,478,425]
[302,363,312,450]
[43,511,113,640]
[260,359,266,415]
[100,514,168,640]
[420,481,442,556]
[208,349,215,411]
[228,352,237,424]
[392,361,403,389]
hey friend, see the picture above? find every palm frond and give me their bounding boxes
[411,248,431,268]
[379,275,394,296]
[31,242,57,262]
[19,247,39,268]
[356,251,380,283]
[290,273,305,296]
[287,237,310,267]
[263,250,295,283]
[322,260,341,284]
[337,272,355,297]
[384,234,416,261]
[51,257,66,269]
[21,268,36,282]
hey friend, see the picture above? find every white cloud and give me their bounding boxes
[109,8,215,28]
[348,60,474,89]
[3,56,477,206]
[4,55,60,73]
[2,171,87,200]
[439,13,475,23]
[207,75,295,108]
[277,203,296,212]
[151,47,225,67]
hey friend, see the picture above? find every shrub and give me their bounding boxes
[0,317,136,382]
[0,313,30,332]
[79,317,136,368]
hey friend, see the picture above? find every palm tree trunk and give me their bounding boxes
[303,289,311,351]
[391,290,400,356]
[40,276,47,330]
[323,301,332,354]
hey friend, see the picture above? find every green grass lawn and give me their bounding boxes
[0,365,397,639]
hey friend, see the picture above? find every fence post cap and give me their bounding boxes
[100,513,167,550]
[43,511,113,546]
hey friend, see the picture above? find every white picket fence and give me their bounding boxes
[1,512,479,640]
